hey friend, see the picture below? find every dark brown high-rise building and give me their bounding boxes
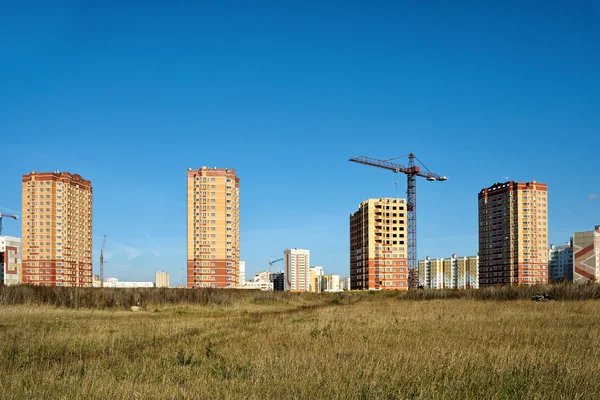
[478,181,548,286]
[21,171,93,287]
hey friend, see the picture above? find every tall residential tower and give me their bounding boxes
[350,198,408,290]
[478,181,548,286]
[187,167,240,288]
[21,171,93,287]
[284,248,310,292]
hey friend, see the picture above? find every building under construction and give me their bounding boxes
[350,198,408,290]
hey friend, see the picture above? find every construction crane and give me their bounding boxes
[349,154,447,288]
[0,213,19,236]
[100,235,106,288]
[269,256,284,288]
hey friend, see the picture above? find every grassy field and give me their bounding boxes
[1,286,600,399]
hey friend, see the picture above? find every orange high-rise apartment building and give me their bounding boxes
[478,181,548,286]
[21,171,93,287]
[350,198,409,290]
[187,167,240,288]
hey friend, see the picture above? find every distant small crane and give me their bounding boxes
[269,256,284,289]
[0,213,19,236]
[349,153,447,288]
[100,235,106,288]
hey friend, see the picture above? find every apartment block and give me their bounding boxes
[309,266,324,292]
[573,226,600,283]
[239,261,246,286]
[548,242,573,282]
[187,167,240,288]
[155,271,170,288]
[340,276,351,291]
[21,171,93,287]
[284,248,310,292]
[245,271,272,291]
[478,181,548,286]
[321,274,341,292]
[0,236,22,285]
[418,255,479,289]
[272,271,284,291]
[350,198,408,290]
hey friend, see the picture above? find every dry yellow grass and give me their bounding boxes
[1,291,600,399]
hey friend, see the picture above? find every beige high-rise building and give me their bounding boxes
[187,167,240,288]
[284,248,310,292]
[155,271,170,288]
[350,198,408,290]
[21,171,93,287]
[478,181,548,286]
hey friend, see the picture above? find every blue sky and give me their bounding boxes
[1,1,598,284]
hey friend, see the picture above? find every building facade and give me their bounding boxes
[340,276,351,291]
[187,167,240,288]
[284,248,310,292]
[239,261,246,286]
[321,274,341,292]
[245,271,273,291]
[0,236,22,285]
[350,198,408,290]
[155,271,170,288]
[104,278,154,288]
[21,171,93,287]
[309,266,324,292]
[548,242,573,282]
[272,271,284,291]
[478,181,548,286]
[418,255,479,289]
[573,227,600,283]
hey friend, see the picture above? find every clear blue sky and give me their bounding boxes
[1,1,598,284]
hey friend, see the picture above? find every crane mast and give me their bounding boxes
[100,235,106,288]
[349,153,447,289]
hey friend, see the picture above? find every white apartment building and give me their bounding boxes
[548,242,573,282]
[284,248,310,292]
[239,261,246,286]
[104,278,154,288]
[418,254,479,289]
[155,271,170,288]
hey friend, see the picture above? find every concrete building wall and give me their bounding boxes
[0,236,22,285]
[155,271,170,288]
[350,198,409,291]
[478,181,548,286]
[573,227,600,283]
[284,249,310,292]
[21,171,93,287]
[187,167,240,289]
[549,242,573,282]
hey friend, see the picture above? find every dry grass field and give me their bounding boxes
[1,285,600,399]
